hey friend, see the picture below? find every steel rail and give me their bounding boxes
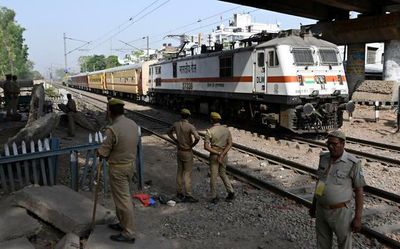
[143,119,400,249]
[289,136,400,166]
[61,85,400,204]
[346,136,400,152]
[59,84,400,248]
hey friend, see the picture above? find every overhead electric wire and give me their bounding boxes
[148,8,259,46]
[89,0,162,47]
[89,0,170,51]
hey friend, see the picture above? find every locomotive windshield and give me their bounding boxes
[318,48,340,65]
[292,48,314,66]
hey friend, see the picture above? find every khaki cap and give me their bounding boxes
[108,98,125,106]
[210,112,221,120]
[180,108,191,115]
[327,130,346,141]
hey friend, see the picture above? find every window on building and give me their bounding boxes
[318,48,339,65]
[367,47,378,64]
[219,55,233,78]
[292,48,314,66]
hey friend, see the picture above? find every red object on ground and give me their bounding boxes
[132,193,151,207]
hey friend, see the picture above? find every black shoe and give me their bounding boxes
[225,192,235,202]
[183,196,199,203]
[108,223,123,232]
[110,234,135,243]
[210,197,219,204]
[176,193,185,200]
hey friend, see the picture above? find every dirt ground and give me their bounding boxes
[0,101,397,248]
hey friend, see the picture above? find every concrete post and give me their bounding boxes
[374,101,380,122]
[345,43,365,98]
[383,40,400,102]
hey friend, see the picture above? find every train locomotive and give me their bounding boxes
[69,30,354,133]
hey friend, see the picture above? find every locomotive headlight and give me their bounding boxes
[314,75,326,84]
[314,75,320,84]
[303,103,315,116]
[297,75,304,85]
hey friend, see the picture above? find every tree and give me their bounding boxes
[105,55,120,68]
[78,54,120,72]
[0,7,32,79]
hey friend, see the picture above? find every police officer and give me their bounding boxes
[9,75,20,117]
[167,108,200,203]
[3,74,13,117]
[309,130,365,249]
[97,98,138,244]
[66,94,77,137]
[204,112,235,204]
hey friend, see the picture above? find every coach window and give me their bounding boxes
[257,52,264,67]
[173,62,177,78]
[219,55,233,78]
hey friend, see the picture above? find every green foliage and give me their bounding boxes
[105,55,120,68]
[0,7,32,79]
[44,86,59,98]
[79,55,121,72]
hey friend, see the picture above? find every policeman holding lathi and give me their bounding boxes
[97,98,138,244]
[309,130,366,249]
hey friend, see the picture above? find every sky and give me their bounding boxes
[1,0,315,77]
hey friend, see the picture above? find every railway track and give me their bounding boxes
[55,84,400,248]
[287,135,400,167]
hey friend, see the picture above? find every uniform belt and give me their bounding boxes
[211,146,224,152]
[322,202,348,209]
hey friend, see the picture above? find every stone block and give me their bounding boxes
[0,205,41,242]
[0,237,35,249]
[14,185,114,236]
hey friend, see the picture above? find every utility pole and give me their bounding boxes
[63,33,68,74]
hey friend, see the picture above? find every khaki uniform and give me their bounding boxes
[66,99,77,136]
[169,119,200,196]
[204,125,234,198]
[315,151,366,249]
[98,115,138,239]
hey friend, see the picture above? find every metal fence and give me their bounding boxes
[0,127,143,194]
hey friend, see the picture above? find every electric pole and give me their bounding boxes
[63,33,68,74]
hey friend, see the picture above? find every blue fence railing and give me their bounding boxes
[0,128,143,193]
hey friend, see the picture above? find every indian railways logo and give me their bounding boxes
[179,63,197,74]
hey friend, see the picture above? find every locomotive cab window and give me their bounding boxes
[268,50,279,67]
[318,48,339,65]
[173,62,177,78]
[257,52,264,67]
[219,55,233,78]
[292,48,314,66]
